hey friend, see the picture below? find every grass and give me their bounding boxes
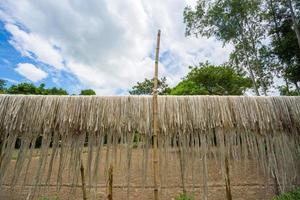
[175,192,194,200]
[272,187,300,200]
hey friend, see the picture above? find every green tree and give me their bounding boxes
[170,63,252,95]
[129,77,170,95]
[6,83,68,95]
[80,89,96,95]
[278,86,299,96]
[6,83,39,94]
[46,87,68,95]
[272,2,299,94]
[184,0,273,95]
[0,79,6,94]
[287,0,300,48]
[264,0,300,95]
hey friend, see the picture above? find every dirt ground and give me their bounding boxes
[0,148,298,200]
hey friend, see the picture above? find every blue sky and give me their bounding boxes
[0,21,30,84]
[0,21,82,94]
[0,0,231,95]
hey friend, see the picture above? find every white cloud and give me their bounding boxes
[15,63,48,82]
[5,24,64,70]
[0,0,232,94]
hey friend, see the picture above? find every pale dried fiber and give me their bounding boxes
[0,95,299,199]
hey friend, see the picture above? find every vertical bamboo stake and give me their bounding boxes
[107,165,113,200]
[224,156,232,200]
[272,170,280,195]
[153,29,161,200]
[80,161,88,200]
[178,147,186,194]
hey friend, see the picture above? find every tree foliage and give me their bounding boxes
[184,0,267,95]
[267,0,300,94]
[80,89,96,95]
[5,82,68,95]
[183,0,300,96]
[129,77,170,95]
[0,79,6,94]
[170,63,252,95]
[279,85,299,96]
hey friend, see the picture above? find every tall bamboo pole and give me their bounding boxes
[178,147,186,194]
[224,156,232,200]
[107,164,113,200]
[80,161,88,200]
[153,29,161,200]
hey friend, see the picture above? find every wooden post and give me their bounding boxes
[272,170,280,195]
[152,29,161,200]
[108,165,113,200]
[178,147,186,194]
[80,161,88,200]
[224,156,232,200]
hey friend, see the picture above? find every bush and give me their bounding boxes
[175,192,194,200]
[272,187,300,200]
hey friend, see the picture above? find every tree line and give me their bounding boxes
[0,80,96,95]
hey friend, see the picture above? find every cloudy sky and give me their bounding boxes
[0,0,231,95]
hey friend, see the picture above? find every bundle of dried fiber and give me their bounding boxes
[0,95,299,199]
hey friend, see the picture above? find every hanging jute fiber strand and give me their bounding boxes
[0,95,299,199]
